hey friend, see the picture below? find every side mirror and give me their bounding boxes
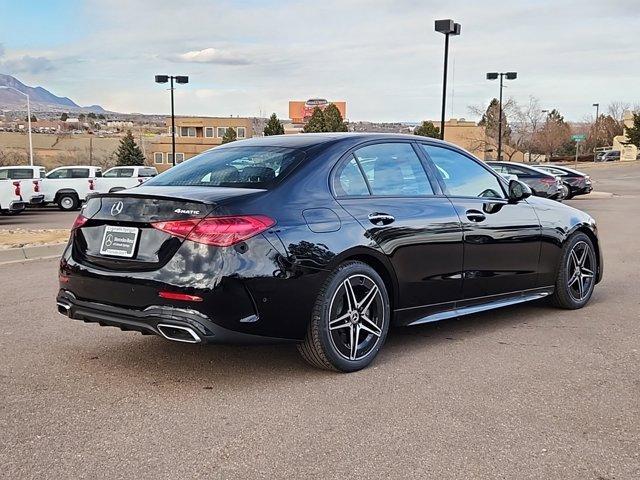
[508,179,531,202]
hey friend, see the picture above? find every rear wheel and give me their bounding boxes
[297,261,390,372]
[57,193,79,211]
[550,232,597,309]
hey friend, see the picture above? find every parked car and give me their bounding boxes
[595,150,620,162]
[0,177,26,215]
[0,166,46,206]
[487,161,564,199]
[57,134,603,372]
[97,166,158,193]
[41,165,103,211]
[534,165,592,199]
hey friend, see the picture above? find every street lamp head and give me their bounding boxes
[435,19,457,34]
[452,23,461,35]
[155,75,169,83]
[486,72,499,80]
[175,76,189,84]
[505,72,517,80]
[592,103,599,107]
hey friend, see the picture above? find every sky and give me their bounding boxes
[0,0,638,122]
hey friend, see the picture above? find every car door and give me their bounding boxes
[420,144,541,301]
[334,141,463,315]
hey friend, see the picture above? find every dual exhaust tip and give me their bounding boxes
[57,301,201,344]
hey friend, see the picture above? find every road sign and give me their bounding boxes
[572,134,586,142]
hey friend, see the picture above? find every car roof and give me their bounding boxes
[487,161,553,176]
[210,132,457,151]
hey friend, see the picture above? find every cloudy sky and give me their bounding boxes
[1,0,638,122]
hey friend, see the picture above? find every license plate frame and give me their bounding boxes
[99,225,139,258]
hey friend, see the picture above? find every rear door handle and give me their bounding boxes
[466,209,486,222]
[368,213,395,225]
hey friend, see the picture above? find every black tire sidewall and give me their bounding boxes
[555,232,596,308]
[58,194,79,211]
[316,262,390,372]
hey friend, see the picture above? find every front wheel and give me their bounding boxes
[297,261,390,372]
[550,232,597,309]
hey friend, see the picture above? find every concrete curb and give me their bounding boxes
[0,243,66,266]
[570,191,614,200]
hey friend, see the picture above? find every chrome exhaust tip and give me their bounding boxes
[57,301,71,316]
[156,323,202,344]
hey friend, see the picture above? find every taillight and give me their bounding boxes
[33,180,40,193]
[541,177,556,185]
[152,215,275,247]
[71,214,88,230]
[12,181,20,197]
[88,179,95,191]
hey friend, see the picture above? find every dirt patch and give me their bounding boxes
[0,228,69,249]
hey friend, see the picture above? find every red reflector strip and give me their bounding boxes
[59,274,70,283]
[158,291,203,302]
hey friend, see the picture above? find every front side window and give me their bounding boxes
[103,169,119,178]
[334,157,369,196]
[353,143,433,196]
[145,146,304,189]
[421,145,505,199]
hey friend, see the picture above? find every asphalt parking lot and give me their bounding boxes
[0,206,76,230]
[1,162,639,479]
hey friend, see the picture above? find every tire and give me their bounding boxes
[297,261,391,372]
[565,191,574,200]
[550,232,597,309]
[57,193,79,211]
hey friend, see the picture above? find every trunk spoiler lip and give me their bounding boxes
[87,187,267,205]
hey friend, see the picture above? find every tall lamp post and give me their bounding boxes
[592,102,600,147]
[155,75,189,167]
[0,86,34,166]
[486,71,517,160]
[435,19,461,141]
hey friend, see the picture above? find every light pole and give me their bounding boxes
[592,103,600,147]
[0,86,34,166]
[435,19,461,141]
[155,75,189,167]
[486,71,517,160]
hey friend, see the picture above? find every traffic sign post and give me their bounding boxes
[572,134,586,164]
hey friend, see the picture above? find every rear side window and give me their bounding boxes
[71,168,90,178]
[7,169,34,179]
[353,143,433,196]
[421,145,505,199]
[334,157,369,196]
[145,146,304,189]
[138,168,157,177]
[0,170,7,180]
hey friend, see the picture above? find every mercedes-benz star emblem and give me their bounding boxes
[110,201,124,216]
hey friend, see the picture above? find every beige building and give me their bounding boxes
[612,110,638,161]
[150,116,253,171]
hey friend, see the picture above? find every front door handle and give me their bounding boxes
[368,212,395,226]
[466,209,486,222]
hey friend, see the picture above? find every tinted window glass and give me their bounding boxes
[0,170,7,180]
[422,145,504,199]
[353,143,433,196]
[71,169,90,178]
[145,146,303,189]
[138,168,157,177]
[334,157,369,196]
[7,169,34,179]
[103,169,119,178]
[47,169,70,179]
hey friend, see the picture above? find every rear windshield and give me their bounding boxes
[145,146,304,189]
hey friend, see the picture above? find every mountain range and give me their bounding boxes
[0,74,106,113]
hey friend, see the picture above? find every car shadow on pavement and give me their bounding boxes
[61,295,602,387]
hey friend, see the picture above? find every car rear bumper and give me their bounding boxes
[7,200,26,211]
[56,289,294,345]
[28,195,45,205]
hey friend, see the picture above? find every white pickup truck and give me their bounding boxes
[97,166,157,193]
[0,177,26,215]
[41,165,103,211]
[0,166,47,208]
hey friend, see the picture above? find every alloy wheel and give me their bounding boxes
[328,274,384,361]
[567,240,595,302]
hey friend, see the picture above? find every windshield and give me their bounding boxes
[145,146,304,189]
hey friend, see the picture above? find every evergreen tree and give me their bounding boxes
[414,121,440,138]
[222,127,237,144]
[626,113,640,148]
[478,98,511,142]
[115,130,146,166]
[323,104,348,132]
[60,112,68,121]
[263,113,285,136]
[303,107,326,133]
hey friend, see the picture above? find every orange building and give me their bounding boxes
[289,99,347,124]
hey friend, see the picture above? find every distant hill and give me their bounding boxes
[0,74,107,113]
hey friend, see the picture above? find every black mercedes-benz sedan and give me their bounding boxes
[57,134,603,372]
[534,164,593,199]
[487,161,564,200]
